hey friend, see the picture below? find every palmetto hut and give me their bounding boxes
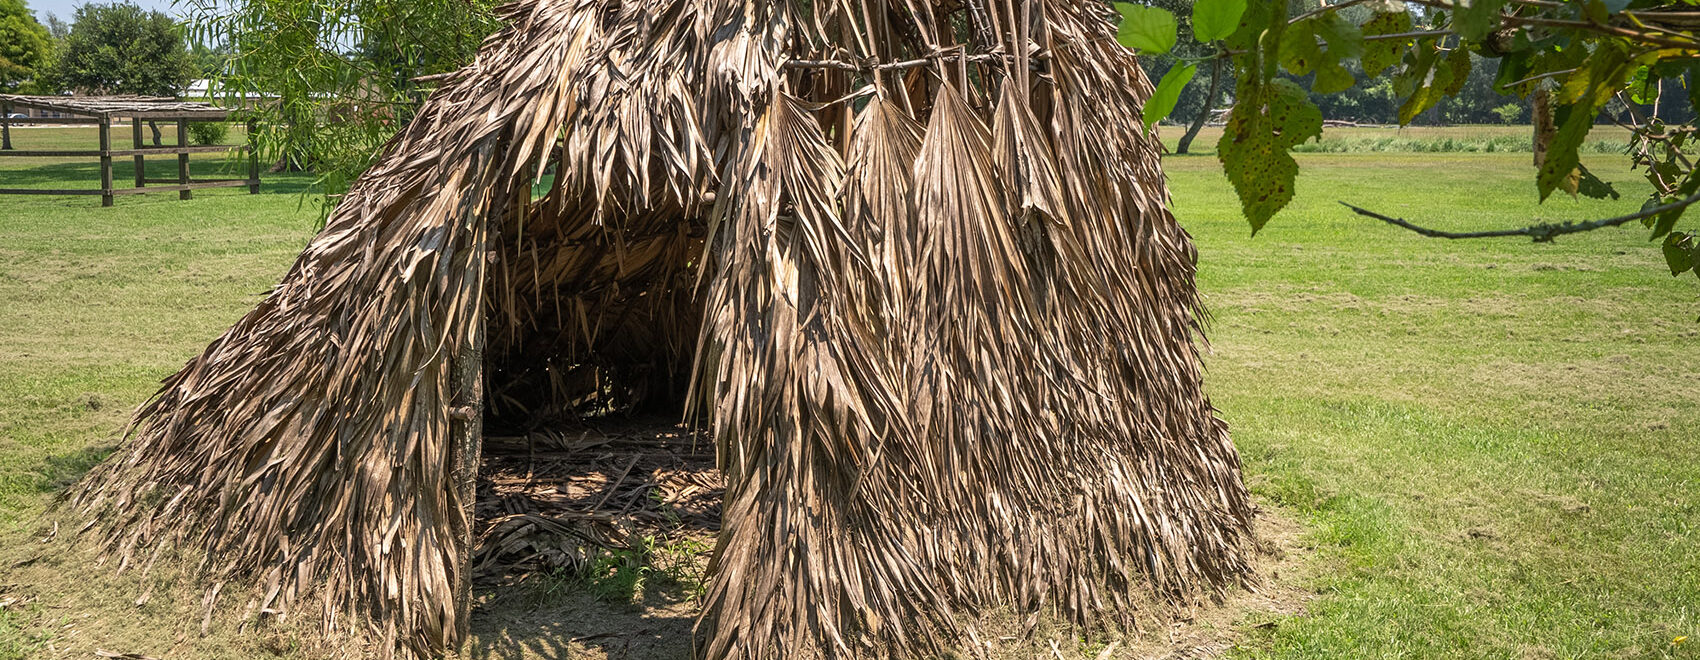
[68,0,1255,657]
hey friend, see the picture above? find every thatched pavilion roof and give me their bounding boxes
[0,94,233,119]
[68,0,1255,657]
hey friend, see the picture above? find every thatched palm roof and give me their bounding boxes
[69,0,1254,657]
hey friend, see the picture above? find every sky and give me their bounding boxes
[29,0,185,24]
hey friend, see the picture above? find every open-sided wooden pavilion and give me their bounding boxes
[0,94,259,206]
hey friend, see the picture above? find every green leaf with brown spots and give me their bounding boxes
[1218,78,1322,234]
[1361,10,1413,77]
[1281,12,1362,93]
[1441,46,1472,97]
[1395,40,1448,124]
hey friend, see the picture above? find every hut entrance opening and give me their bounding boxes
[471,164,719,578]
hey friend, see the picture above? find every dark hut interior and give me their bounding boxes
[472,160,716,583]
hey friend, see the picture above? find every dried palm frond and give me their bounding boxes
[843,96,923,314]
[68,0,1253,657]
[692,87,956,659]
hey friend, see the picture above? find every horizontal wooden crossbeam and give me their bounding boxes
[0,188,106,195]
[111,180,253,195]
[0,117,102,125]
[0,146,249,157]
[0,180,253,196]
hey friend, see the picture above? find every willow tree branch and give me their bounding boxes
[1340,190,1700,242]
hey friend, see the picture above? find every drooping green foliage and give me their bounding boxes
[1360,10,1412,77]
[1119,0,1700,286]
[182,0,501,201]
[0,0,53,89]
[53,3,193,96]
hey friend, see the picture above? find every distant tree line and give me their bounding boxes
[1,1,201,99]
[1,2,213,146]
[0,0,53,93]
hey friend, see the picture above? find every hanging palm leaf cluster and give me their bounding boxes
[68,0,1254,656]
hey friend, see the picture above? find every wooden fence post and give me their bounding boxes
[98,116,113,207]
[177,119,192,200]
[246,120,260,194]
[132,117,146,189]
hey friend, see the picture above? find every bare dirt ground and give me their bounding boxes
[0,417,1308,660]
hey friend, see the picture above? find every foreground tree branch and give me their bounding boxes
[1340,189,1700,242]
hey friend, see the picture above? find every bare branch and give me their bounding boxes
[784,51,1012,72]
[1288,0,1370,25]
[1339,189,1700,242]
[1363,29,1453,42]
[1500,67,1578,90]
[1399,0,1700,49]
[409,72,455,84]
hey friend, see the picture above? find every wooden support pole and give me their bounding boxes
[132,118,146,188]
[449,209,489,650]
[98,117,113,207]
[2,102,12,151]
[450,322,484,648]
[177,119,192,200]
[246,120,260,194]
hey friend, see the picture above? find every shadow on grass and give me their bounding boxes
[30,444,114,496]
[468,582,697,660]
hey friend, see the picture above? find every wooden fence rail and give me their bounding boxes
[0,96,261,206]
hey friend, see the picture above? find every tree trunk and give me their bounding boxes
[271,154,307,173]
[1176,58,1223,155]
[149,121,162,146]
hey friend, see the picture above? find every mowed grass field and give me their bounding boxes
[1,126,1696,659]
[1164,123,1639,155]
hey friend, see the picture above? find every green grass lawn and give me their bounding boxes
[1160,122,1640,155]
[1166,151,1699,659]
[1,127,1696,659]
